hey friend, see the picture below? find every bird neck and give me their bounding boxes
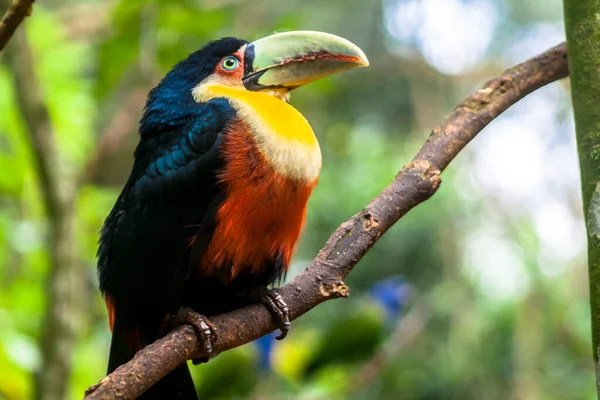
[193,84,322,182]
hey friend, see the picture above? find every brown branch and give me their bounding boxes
[0,0,33,51]
[84,42,569,400]
[5,28,82,400]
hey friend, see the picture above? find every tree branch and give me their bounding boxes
[84,43,569,400]
[0,0,33,51]
[4,27,82,400]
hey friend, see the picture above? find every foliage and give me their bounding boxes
[0,0,593,399]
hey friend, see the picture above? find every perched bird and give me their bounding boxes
[97,31,368,399]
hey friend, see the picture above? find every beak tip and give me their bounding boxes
[335,36,369,68]
[358,56,370,67]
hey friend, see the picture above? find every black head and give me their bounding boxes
[140,37,247,135]
[159,37,248,94]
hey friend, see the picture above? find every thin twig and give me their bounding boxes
[0,0,33,51]
[79,88,148,185]
[79,5,159,186]
[84,42,569,400]
[346,302,432,395]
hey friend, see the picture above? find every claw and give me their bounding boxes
[251,287,290,340]
[172,307,217,364]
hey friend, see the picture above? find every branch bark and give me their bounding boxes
[0,0,33,51]
[84,43,569,400]
[563,1,600,396]
[4,28,82,400]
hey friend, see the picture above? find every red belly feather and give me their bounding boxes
[200,120,317,280]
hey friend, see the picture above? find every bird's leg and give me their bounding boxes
[172,307,217,364]
[251,286,290,340]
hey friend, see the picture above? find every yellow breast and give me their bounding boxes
[192,84,322,182]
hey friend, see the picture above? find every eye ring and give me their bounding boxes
[221,56,239,71]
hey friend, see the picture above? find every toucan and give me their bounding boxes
[97,30,368,399]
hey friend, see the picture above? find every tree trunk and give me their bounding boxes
[4,27,82,400]
[563,0,600,395]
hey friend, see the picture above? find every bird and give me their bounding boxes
[96,30,368,399]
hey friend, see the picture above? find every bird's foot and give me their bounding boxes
[172,307,217,364]
[251,287,290,340]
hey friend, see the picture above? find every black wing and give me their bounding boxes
[97,98,234,334]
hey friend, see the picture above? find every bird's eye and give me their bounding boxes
[221,56,239,71]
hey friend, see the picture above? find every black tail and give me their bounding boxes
[109,315,198,400]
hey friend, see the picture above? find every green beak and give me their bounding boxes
[242,31,369,91]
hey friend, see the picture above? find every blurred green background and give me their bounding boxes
[0,0,590,399]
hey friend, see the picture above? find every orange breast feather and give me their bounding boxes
[200,121,317,280]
